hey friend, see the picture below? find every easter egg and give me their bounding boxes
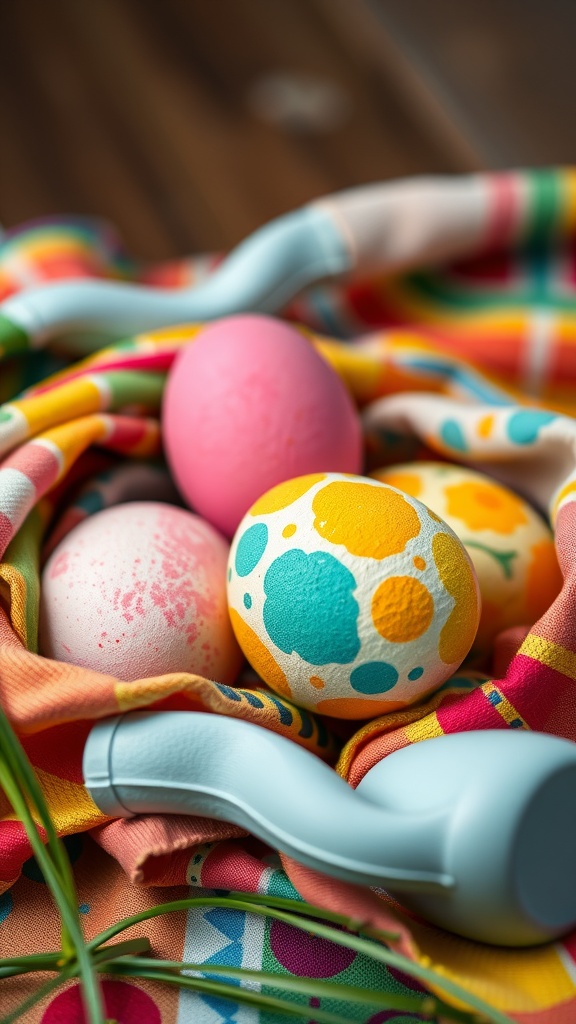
[162,314,362,537]
[227,473,481,719]
[371,462,563,657]
[39,501,243,683]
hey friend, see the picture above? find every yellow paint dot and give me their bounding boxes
[250,474,326,516]
[370,469,423,499]
[432,532,479,665]
[229,608,292,698]
[477,414,495,438]
[312,481,421,559]
[371,576,434,643]
[413,556,426,571]
[309,675,325,689]
[316,695,408,719]
[427,508,443,524]
[445,480,527,535]
[282,523,297,538]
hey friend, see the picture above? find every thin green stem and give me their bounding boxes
[88,895,513,1024]
[105,964,363,1024]
[227,891,401,940]
[0,713,77,956]
[0,760,104,1022]
[1,967,74,1024]
[116,956,473,1021]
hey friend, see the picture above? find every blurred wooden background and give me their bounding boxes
[1,0,574,258]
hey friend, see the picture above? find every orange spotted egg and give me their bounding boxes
[227,473,481,719]
[371,463,563,658]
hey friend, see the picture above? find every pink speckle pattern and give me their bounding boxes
[39,502,243,683]
[49,551,70,579]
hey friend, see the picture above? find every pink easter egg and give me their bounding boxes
[161,314,362,536]
[39,501,243,683]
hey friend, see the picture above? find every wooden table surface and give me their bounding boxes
[1,0,573,259]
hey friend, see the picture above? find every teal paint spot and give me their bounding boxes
[408,666,424,681]
[23,834,83,883]
[0,409,14,424]
[78,903,90,914]
[263,549,360,665]
[0,891,13,923]
[235,523,268,577]
[350,661,398,694]
[440,419,467,452]
[243,592,252,609]
[507,410,556,445]
[77,490,105,515]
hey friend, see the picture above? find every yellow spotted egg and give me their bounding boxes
[371,462,563,659]
[227,473,481,719]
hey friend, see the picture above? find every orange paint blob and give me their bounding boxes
[371,576,434,643]
[309,675,326,690]
[477,414,495,439]
[316,695,408,719]
[413,556,426,571]
[229,608,292,698]
[250,474,326,516]
[524,539,563,623]
[371,469,423,499]
[445,480,527,535]
[432,532,479,665]
[312,481,421,560]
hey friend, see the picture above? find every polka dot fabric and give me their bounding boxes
[227,473,480,717]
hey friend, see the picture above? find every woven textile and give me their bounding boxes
[2,169,576,1021]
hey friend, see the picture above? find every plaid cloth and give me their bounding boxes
[2,169,576,1022]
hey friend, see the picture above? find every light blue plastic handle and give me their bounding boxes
[83,711,576,946]
[0,206,350,345]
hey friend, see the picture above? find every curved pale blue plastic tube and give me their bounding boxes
[83,711,576,946]
[0,206,351,345]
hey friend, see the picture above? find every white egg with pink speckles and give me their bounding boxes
[39,501,243,683]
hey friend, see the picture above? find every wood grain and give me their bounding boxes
[4,0,564,258]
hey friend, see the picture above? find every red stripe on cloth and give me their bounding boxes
[435,686,508,734]
[499,653,576,738]
[21,720,93,785]
[484,172,521,249]
[0,819,44,881]
[0,511,14,551]
[3,444,60,495]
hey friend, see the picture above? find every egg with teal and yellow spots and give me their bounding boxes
[371,462,563,660]
[227,473,481,719]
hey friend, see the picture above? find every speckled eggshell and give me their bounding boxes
[161,314,362,537]
[371,462,563,658]
[39,501,243,683]
[227,473,481,719]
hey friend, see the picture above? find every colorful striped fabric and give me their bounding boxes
[2,169,576,1021]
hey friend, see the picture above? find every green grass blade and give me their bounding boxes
[0,756,105,1022]
[116,956,473,1021]
[87,895,512,1024]
[105,963,365,1024]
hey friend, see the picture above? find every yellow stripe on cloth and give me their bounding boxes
[11,377,107,437]
[409,916,576,1012]
[405,711,444,744]
[35,767,109,834]
[519,633,576,681]
[481,681,529,729]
